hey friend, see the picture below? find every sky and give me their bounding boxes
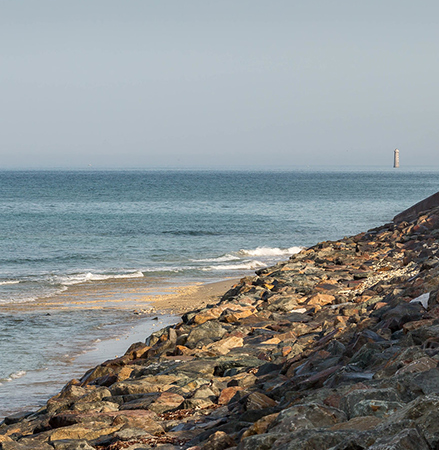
[1,1,438,169]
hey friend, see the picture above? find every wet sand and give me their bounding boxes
[143,278,240,314]
[0,277,242,418]
[1,277,241,314]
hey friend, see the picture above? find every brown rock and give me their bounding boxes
[48,424,123,442]
[222,309,254,323]
[174,344,194,356]
[334,316,347,327]
[110,374,180,396]
[124,341,151,359]
[395,356,438,376]
[261,336,281,345]
[180,398,214,409]
[111,411,164,435]
[115,366,134,382]
[201,431,235,450]
[403,319,435,333]
[205,336,244,355]
[282,346,292,357]
[331,415,383,431]
[324,393,342,409]
[373,302,388,310]
[218,386,244,405]
[147,391,185,414]
[241,413,279,439]
[307,293,336,306]
[2,436,53,450]
[193,307,224,325]
[227,372,257,388]
[245,392,277,410]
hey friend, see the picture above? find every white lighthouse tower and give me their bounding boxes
[394,149,400,168]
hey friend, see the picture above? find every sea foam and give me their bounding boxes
[239,247,302,257]
[5,370,27,382]
[203,260,267,271]
[192,254,240,263]
[60,271,144,285]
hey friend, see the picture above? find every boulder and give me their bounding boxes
[383,394,439,448]
[201,430,235,450]
[121,391,184,414]
[339,388,402,419]
[48,424,123,442]
[185,321,227,349]
[270,403,346,434]
[205,336,244,355]
[51,440,96,450]
[237,433,280,450]
[368,427,430,450]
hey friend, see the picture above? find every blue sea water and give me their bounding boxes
[0,168,438,417]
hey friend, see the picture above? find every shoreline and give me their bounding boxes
[0,276,241,314]
[0,277,240,420]
[7,196,439,448]
[141,278,241,315]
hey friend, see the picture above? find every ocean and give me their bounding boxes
[0,168,438,418]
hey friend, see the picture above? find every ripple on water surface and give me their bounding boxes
[0,278,181,419]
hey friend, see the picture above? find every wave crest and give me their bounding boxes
[203,260,267,271]
[60,271,144,286]
[239,246,302,257]
[192,254,240,263]
[0,370,27,383]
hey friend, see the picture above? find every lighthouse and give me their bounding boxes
[394,149,400,168]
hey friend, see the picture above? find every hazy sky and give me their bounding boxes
[1,1,438,169]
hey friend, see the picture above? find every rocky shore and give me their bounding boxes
[4,197,439,449]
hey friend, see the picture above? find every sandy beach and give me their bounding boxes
[1,277,240,314]
[0,276,241,419]
[142,278,241,314]
[73,278,241,372]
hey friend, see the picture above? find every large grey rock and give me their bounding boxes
[2,438,53,450]
[383,394,439,448]
[266,296,299,312]
[329,419,417,449]
[406,368,439,396]
[273,429,356,450]
[368,427,430,449]
[237,433,282,450]
[408,324,439,345]
[380,303,423,332]
[120,391,184,414]
[51,440,95,450]
[269,402,346,434]
[350,399,403,419]
[185,321,227,349]
[339,388,401,419]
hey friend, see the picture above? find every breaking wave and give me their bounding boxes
[0,370,27,384]
[238,246,302,257]
[192,254,240,263]
[59,271,144,285]
[203,260,267,271]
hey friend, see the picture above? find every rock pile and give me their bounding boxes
[4,202,439,449]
